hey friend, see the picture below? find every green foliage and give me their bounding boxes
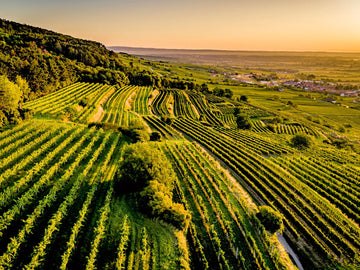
[240,95,248,102]
[161,115,173,125]
[0,75,29,127]
[268,116,283,124]
[117,119,150,142]
[236,114,252,130]
[115,143,175,193]
[131,129,150,143]
[331,138,349,149]
[233,107,241,116]
[150,131,162,141]
[266,123,276,132]
[291,134,312,149]
[88,122,121,131]
[140,180,191,230]
[338,126,346,133]
[126,119,150,142]
[212,87,233,98]
[129,118,147,130]
[287,100,297,108]
[256,206,283,234]
[78,96,91,107]
[0,75,22,109]
[57,105,78,122]
[115,143,190,230]
[15,76,31,102]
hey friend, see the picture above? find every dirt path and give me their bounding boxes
[90,87,115,122]
[125,90,137,111]
[277,233,304,270]
[91,106,104,122]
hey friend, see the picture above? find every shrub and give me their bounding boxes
[338,126,346,133]
[78,96,90,107]
[88,122,121,131]
[332,139,348,149]
[236,114,252,130]
[140,181,191,230]
[115,143,174,193]
[291,134,312,149]
[116,118,150,142]
[131,129,150,143]
[269,116,283,124]
[256,206,283,234]
[287,100,297,108]
[266,124,276,133]
[150,131,162,141]
[114,143,190,230]
[129,118,147,130]
[233,107,240,116]
[161,116,173,125]
[240,95,248,102]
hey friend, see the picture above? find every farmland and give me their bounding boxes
[1,72,359,269]
[1,55,360,269]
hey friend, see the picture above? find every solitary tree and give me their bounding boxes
[256,206,283,234]
[233,107,240,116]
[115,143,175,193]
[236,114,252,130]
[0,75,22,110]
[291,134,312,149]
[150,131,162,141]
[240,95,248,102]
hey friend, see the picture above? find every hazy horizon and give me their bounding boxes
[1,0,360,52]
[109,45,360,54]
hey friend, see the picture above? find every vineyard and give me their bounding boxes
[2,80,360,270]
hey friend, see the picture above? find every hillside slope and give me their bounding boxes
[0,18,130,99]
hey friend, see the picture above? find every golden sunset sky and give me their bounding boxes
[1,0,360,51]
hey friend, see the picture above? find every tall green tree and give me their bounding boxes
[0,75,22,109]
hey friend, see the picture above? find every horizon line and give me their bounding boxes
[107,45,360,54]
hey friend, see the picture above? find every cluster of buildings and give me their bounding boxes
[282,80,359,97]
[230,73,360,98]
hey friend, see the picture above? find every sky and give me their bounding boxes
[1,0,360,51]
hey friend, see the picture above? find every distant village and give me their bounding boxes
[216,71,360,103]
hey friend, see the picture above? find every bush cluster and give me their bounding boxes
[115,143,191,230]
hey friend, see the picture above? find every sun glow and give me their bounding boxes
[1,0,360,51]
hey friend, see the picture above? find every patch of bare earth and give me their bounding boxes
[125,90,137,111]
[167,93,174,117]
[91,106,104,122]
[90,87,115,122]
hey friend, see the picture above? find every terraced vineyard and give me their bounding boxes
[100,85,139,126]
[3,81,360,270]
[173,118,360,267]
[161,141,285,270]
[24,83,115,124]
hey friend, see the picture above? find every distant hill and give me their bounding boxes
[109,46,360,73]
